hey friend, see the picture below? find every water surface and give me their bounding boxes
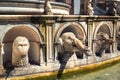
[60,62,120,80]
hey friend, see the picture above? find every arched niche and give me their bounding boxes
[93,22,112,57]
[3,25,42,68]
[55,22,86,42]
[55,22,86,59]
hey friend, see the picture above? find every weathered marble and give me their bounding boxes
[57,32,92,61]
[12,36,30,67]
[95,32,113,57]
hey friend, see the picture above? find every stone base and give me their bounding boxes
[8,65,41,76]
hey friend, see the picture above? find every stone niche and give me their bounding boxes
[3,25,41,69]
[55,23,86,60]
[60,25,86,41]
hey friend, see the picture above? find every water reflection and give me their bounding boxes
[59,62,120,80]
[57,52,73,79]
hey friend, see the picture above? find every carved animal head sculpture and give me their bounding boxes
[95,32,113,57]
[12,36,30,67]
[57,32,92,61]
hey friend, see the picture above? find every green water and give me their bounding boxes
[60,62,120,80]
[28,62,120,80]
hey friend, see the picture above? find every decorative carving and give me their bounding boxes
[12,36,30,67]
[57,32,92,79]
[44,0,52,15]
[57,32,92,60]
[94,32,113,57]
[87,1,94,16]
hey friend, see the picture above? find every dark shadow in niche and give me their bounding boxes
[55,26,88,79]
[56,52,73,79]
[95,42,112,57]
[95,39,113,57]
[56,51,83,79]
[4,61,14,80]
[95,44,108,57]
[94,31,113,57]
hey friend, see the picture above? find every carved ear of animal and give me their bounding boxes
[57,38,64,53]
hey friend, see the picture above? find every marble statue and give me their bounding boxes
[95,32,113,57]
[57,32,92,60]
[12,36,30,67]
[57,32,92,78]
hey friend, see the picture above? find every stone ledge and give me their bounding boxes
[6,56,120,80]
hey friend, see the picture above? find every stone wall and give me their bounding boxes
[0,15,119,78]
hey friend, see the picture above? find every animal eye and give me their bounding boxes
[68,37,70,39]
[24,44,27,46]
[68,37,72,40]
[18,44,23,46]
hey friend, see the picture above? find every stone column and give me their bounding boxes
[40,47,45,65]
[45,20,55,64]
[86,19,94,63]
[113,20,117,53]
[87,19,93,51]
